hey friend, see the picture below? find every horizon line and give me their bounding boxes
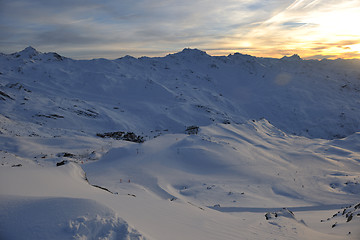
[2,46,360,61]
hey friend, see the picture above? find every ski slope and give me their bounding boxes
[1,47,360,239]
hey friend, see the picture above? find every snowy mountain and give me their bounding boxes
[1,47,359,240]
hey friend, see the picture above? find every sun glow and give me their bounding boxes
[349,44,360,53]
[212,1,360,59]
[309,9,360,36]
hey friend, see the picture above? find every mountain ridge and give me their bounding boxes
[1,47,359,139]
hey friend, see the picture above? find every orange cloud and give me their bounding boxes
[212,0,360,59]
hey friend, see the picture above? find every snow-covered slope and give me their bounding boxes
[1,47,360,240]
[1,47,360,139]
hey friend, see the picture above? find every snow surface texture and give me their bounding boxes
[1,47,360,239]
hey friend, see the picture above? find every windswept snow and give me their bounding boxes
[0,196,144,240]
[1,47,360,239]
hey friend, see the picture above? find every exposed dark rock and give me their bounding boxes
[6,83,31,92]
[185,125,199,135]
[265,208,294,220]
[11,164,22,167]
[92,184,113,194]
[0,90,14,100]
[36,114,64,119]
[222,120,231,124]
[57,152,75,158]
[52,53,63,61]
[74,109,98,118]
[325,202,360,227]
[96,131,145,143]
[56,160,67,166]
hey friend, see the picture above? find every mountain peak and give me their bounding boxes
[17,46,40,58]
[180,48,207,54]
[281,54,302,61]
[168,48,210,59]
[21,46,39,54]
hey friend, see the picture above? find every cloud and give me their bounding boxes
[1,0,272,56]
[282,22,307,28]
[223,0,360,59]
[0,0,359,59]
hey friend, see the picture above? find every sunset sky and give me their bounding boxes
[1,0,359,59]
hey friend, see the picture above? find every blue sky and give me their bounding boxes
[1,0,359,59]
